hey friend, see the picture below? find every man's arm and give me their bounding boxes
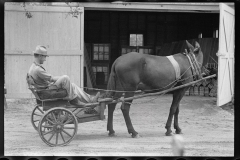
[37,68,60,83]
[50,76,61,83]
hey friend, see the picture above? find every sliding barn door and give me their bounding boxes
[217,3,235,106]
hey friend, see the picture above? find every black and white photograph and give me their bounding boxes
[4,2,234,157]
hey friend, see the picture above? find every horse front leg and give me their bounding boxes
[174,106,182,134]
[107,103,117,136]
[165,89,185,136]
[174,87,189,134]
[165,104,176,136]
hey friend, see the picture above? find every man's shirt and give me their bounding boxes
[28,62,53,88]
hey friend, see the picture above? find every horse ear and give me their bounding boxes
[195,41,200,49]
[194,41,201,52]
[186,40,194,52]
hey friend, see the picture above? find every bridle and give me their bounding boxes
[183,48,203,81]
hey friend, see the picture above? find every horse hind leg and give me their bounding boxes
[107,92,123,137]
[107,103,117,136]
[121,92,139,138]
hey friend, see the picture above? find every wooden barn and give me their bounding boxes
[4,2,234,107]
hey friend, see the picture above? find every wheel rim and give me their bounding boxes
[38,107,78,147]
[31,105,44,131]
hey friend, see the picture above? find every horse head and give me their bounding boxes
[186,40,203,67]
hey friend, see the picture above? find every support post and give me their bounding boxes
[99,102,106,120]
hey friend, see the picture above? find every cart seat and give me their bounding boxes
[26,73,68,101]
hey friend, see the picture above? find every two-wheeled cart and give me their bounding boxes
[29,74,216,147]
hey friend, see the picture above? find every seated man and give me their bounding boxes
[28,45,100,107]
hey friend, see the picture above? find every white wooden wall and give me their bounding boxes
[5,3,84,98]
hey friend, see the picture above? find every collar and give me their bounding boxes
[33,61,46,71]
[34,61,41,66]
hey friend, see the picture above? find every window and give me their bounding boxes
[92,65,109,84]
[130,34,143,46]
[93,44,110,61]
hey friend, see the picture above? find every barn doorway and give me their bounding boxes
[84,10,219,89]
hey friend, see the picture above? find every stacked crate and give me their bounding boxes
[209,78,218,97]
[184,64,217,97]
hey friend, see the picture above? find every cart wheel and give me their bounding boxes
[38,107,78,147]
[31,105,44,131]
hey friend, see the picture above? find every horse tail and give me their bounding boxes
[104,61,118,98]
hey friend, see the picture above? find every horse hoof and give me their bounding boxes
[165,132,173,136]
[108,132,116,137]
[131,133,140,138]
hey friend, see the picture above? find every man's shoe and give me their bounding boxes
[92,92,100,103]
[69,97,86,107]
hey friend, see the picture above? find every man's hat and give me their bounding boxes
[33,45,48,56]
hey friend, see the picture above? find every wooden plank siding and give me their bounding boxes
[5,4,84,98]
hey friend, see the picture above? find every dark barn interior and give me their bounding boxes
[84,10,219,88]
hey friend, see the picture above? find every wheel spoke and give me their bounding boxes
[36,106,44,114]
[46,117,55,125]
[60,113,68,124]
[62,112,68,123]
[48,131,56,142]
[63,119,73,125]
[34,113,42,117]
[63,126,75,129]
[57,110,61,120]
[60,131,65,143]
[41,124,54,128]
[56,132,59,145]
[33,119,40,123]
[43,122,46,132]
[62,129,72,137]
[43,129,54,136]
[51,112,57,122]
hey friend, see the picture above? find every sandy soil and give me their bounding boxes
[4,95,234,156]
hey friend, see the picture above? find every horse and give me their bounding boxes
[103,40,203,137]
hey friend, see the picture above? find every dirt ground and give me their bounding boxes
[4,94,234,156]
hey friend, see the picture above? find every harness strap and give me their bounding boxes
[185,53,202,80]
[166,56,181,80]
[185,55,195,74]
[192,53,202,79]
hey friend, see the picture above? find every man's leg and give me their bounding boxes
[50,75,99,104]
[50,75,77,101]
[72,83,100,103]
